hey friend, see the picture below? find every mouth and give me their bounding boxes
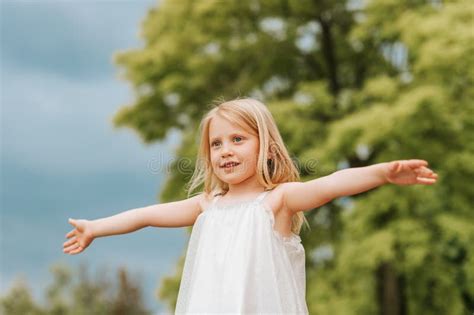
[220,162,240,169]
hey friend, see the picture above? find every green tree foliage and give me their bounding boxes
[113,0,473,314]
[0,263,151,315]
[0,276,45,315]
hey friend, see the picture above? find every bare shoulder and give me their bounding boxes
[196,191,216,214]
[264,184,289,216]
[178,193,206,214]
[263,183,299,237]
[269,182,309,214]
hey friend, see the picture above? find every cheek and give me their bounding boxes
[246,147,260,162]
[242,152,259,171]
[208,154,217,168]
[211,157,219,168]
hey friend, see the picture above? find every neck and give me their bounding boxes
[224,174,266,197]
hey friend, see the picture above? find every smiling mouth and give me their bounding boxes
[220,162,240,169]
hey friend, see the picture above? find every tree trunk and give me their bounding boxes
[318,17,340,97]
[376,262,407,315]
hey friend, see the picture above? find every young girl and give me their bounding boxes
[63,98,438,314]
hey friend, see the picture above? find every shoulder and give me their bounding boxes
[264,183,291,216]
[270,182,298,200]
[266,182,303,215]
[195,191,220,214]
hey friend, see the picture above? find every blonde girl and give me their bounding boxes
[63,98,438,314]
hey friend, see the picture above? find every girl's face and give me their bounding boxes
[208,115,260,185]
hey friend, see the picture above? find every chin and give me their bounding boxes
[217,174,244,184]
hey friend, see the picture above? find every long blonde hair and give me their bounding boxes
[186,97,310,235]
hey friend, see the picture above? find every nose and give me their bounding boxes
[220,143,234,158]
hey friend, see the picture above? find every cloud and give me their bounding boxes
[2,67,181,175]
[1,1,156,78]
[1,0,178,176]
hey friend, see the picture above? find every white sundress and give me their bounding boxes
[175,189,309,314]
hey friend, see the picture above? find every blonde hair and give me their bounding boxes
[186,97,310,235]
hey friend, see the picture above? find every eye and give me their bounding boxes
[210,136,244,148]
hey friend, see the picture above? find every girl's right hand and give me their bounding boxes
[63,218,95,255]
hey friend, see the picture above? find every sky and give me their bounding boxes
[1,1,187,314]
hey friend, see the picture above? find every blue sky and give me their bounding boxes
[1,1,187,313]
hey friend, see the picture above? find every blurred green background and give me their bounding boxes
[2,0,473,314]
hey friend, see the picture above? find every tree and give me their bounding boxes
[300,1,474,314]
[0,276,45,315]
[113,0,473,314]
[0,263,152,315]
[110,267,149,315]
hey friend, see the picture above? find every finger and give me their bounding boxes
[417,166,434,176]
[65,230,76,239]
[63,238,76,247]
[65,242,81,251]
[418,170,438,180]
[64,243,80,253]
[69,246,83,255]
[417,177,437,184]
[68,218,76,227]
[425,169,438,179]
[421,166,433,172]
[63,237,79,247]
[409,159,428,167]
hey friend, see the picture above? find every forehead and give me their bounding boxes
[208,115,250,139]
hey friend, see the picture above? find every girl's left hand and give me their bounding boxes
[385,159,438,185]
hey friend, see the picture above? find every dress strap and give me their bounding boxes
[255,189,272,202]
[211,194,222,205]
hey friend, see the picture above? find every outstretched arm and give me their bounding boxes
[283,159,438,213]
[63,193,204,255]
[90,193,203,235]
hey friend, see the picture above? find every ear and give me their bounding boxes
[267,146,276,160]
[266,140,278,161]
